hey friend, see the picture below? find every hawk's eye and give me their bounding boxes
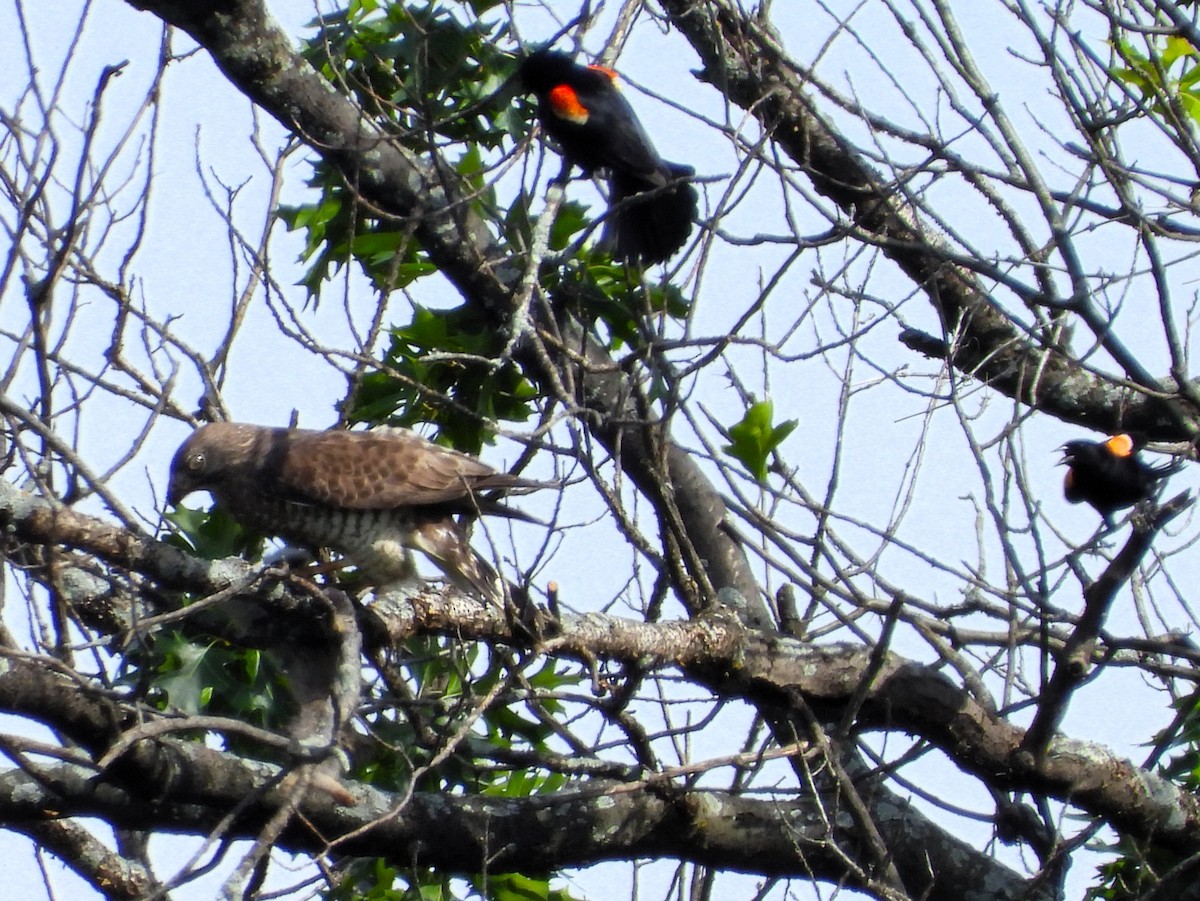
[186,451,206,473]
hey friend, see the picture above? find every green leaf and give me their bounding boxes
[469,873,584,901]
[1163,35,1197,69]
[1181,90,1200,123]
[128,633,288,727]
[723,400,798,483]
[1109,33,1200,124]
[1110,66,1150,92]
[325,858,407,901]
[164,505,265,561]
[547,200,591,251]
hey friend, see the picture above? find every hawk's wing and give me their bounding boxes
[266,428,526,511]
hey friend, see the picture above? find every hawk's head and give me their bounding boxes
[167,422,261,507]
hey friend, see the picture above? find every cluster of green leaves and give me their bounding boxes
[723,399,798,483]
[120,632,290,729]
[355,645,575,795]
[342,262,691,453]
[541,258,691,352]
[347,304,537,454]
[1111,33,1200,123]
[283,0,527,299]
[341,647,582,901]
[278,161,437,299]
[152,511,292,733]
[281,0,531,300]
[507,192,692,347]
[1089,840,1185,901]
[286,1,534,449]
[329,859,582,901]
[473,657,572,797]
[303,0,521,149]
[500,192,592,256]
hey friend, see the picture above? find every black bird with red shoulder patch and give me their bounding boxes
[1060,433,1182,527]
[518,48,697,265]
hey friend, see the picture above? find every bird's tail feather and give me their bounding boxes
[1150,459,1186,481]
[606,164,697,265]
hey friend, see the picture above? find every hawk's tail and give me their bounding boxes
[453,549,505,604]
[412,517,505,603]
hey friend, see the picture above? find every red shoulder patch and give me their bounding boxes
[587,64,619,85]
[1104,434,1135,458]
[547,84,589,124]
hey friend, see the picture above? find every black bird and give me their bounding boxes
[518,48,697,265]
[1060,433,1182,526]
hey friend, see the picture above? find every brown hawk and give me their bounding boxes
[167,422,547,601]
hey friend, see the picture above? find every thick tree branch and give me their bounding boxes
[13,820,155,900]
[0,752,1043,900]
[368,589,1200,855]
[0,480,331,649]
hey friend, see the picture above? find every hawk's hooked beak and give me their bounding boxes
[166,471,194,508]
